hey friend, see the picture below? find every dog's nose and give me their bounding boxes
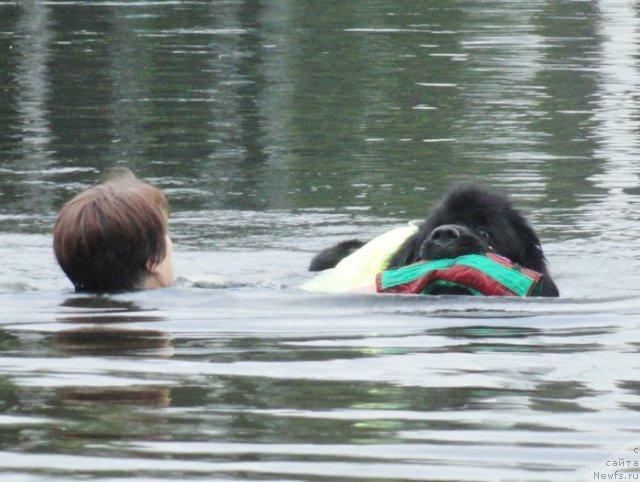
[429,225,461,244]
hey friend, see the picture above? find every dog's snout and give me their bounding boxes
[420,223,490,262]
[429,225,461,244]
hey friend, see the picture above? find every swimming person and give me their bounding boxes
[53,169,173,293]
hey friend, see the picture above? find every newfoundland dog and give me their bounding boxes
[309,183,559,297]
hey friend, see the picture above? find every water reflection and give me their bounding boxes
[587,1,640,239]
[0,0,619,221]
[52,297,173,408]
[60,295,157,315]
[455,4,548,195]
[14,1,52,151]
[6,1,56,219]
[0,286,633,480]
[52,326,172,357]
[1,0,640,223]
[55,296,173,355]
[57,386,171,407]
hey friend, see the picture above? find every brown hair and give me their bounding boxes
[53,173,170,292]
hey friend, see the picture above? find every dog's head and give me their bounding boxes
[417,184,548,274]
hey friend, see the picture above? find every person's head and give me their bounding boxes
[53,169,173,293]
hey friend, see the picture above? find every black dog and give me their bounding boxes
[309,183,559,297]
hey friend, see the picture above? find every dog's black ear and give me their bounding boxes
[505,214,560,296]
[309,240,365,271]
[508,214,548,272]
[538,276,560,297]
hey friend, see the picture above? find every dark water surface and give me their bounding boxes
[2,1,640,481]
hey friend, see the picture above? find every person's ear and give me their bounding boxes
[146,259,159,273]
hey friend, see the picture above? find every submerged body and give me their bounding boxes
[307,184,559,297]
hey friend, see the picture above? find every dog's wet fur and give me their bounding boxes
[309,183,559,297]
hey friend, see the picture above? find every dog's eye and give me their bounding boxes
[476,227,491,239]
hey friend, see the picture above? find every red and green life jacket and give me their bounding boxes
[376,253,544,297]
